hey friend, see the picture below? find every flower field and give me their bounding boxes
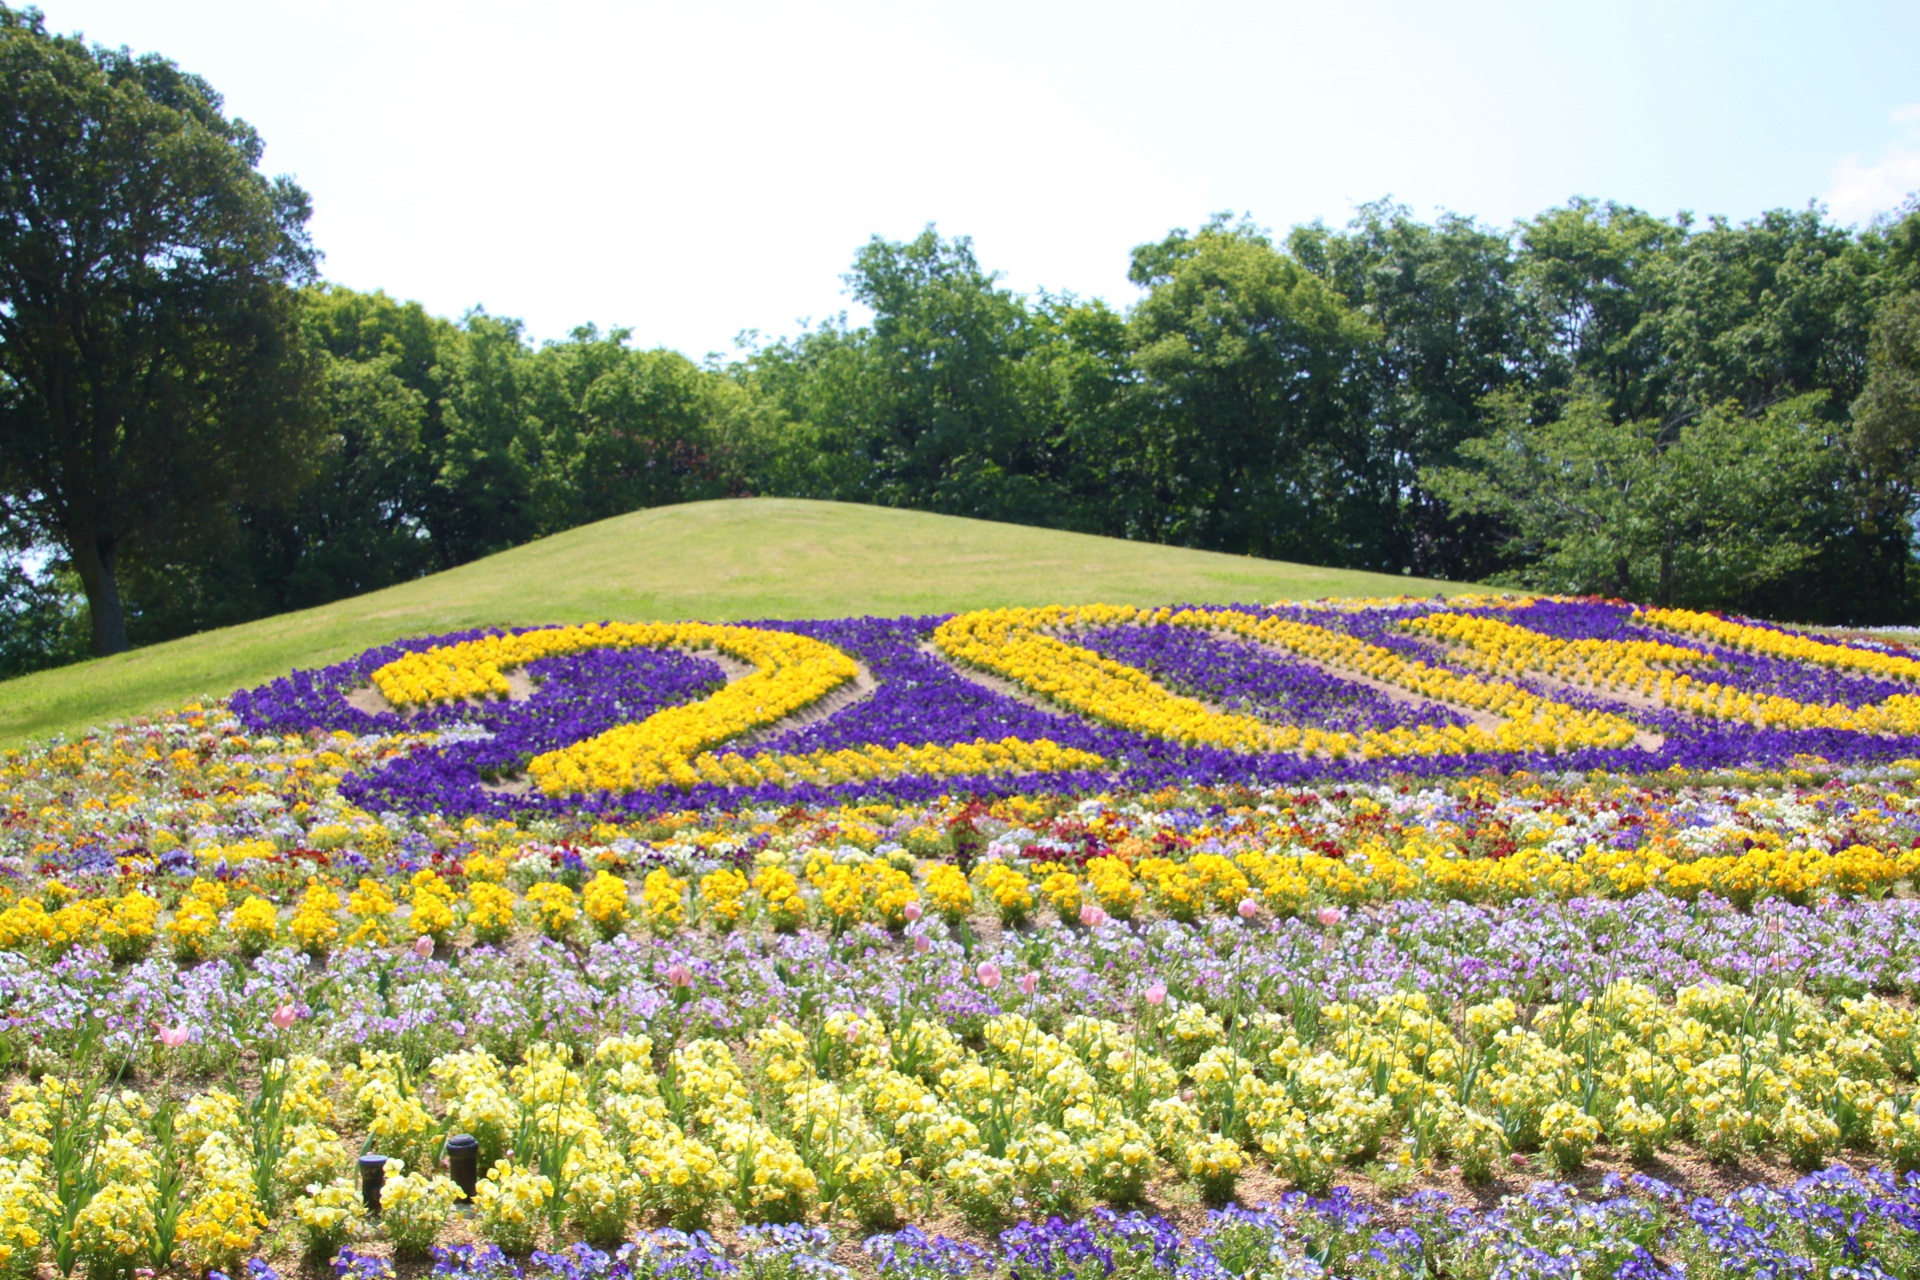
[9,595,1920,1279]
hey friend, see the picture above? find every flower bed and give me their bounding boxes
[4,595,1920,1277]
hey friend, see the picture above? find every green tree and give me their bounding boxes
[1515,199,1684,420]
[0,528,84,677]
[1127,215,1380,564]
[1428,387,1840,606]
[1291,202,1539,579]
[846,227,1061,521]
[1852,289,1920,593]
[0,6,321,654]
[430,310,537,563]
[732,318,883,501]
[521,327,734,534]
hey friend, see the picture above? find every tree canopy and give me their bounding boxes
[2,9,1919,676]
[0,4,321,654]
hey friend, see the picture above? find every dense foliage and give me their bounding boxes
[3,7,1920,675]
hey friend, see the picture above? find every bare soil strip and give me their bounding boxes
[344,667,537,717]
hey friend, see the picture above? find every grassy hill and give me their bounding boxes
[0,498,1468,747]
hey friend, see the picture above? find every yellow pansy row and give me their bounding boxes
[5,827,1912,967]
[690,737,1105,791]
[1405,611,1708,688]
[15,982,1920,1261]
[520,626,856,794]
[1417,611,1920,736]
[935,606,1310,753]
[1641,606,1920,684]
[934,604,1641,761]
[1166,606,1645,754]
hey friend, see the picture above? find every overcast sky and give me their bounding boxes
[37,0,1920,356]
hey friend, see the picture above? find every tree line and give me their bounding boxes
[3,5,1920,677]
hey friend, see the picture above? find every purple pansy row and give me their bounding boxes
[231,603,1920,816]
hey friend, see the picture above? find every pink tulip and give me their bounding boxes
[270,1003,299,1031]
[665,962,694,988]
[976,961,1001,989]
[1315,906,1342,928]
[1237,898,1258,920]
[913,933,931,955]
[1078,902,1106,928]
[155,1024,189,1048]
[1018,972,1038,996]
[412,935,435,958]
[1145,981,1167,1006]
[903,901,923,923]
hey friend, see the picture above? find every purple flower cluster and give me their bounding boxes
[1495,598,1919,709]
[12,890,1920,1076]
[1074,624,1462,734]
[862,1168,1920,1280]
[228,603,1920,817]
[249,1166,1920,1280]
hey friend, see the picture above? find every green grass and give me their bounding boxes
[0,498,1469,747]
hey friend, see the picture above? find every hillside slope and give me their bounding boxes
[0,498,1466,746]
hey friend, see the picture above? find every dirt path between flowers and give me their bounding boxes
[915,638,1307,753]
[924,627,1672,757]
[1247,633,1668,753]
[1192,626,1516,739]
[344,667,538,716]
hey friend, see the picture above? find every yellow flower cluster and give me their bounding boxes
[474,1162,553,1255]
[290,879,342,957]
[524,881,578,940]
[585,869,632,939]
[379,1166,464,1259]
[808,857,920,931]
[1413,610,1920,735]
[409,870,457,946]
[343,1051,438,1170]
[698,868,749,930]
[196,838,277,865]
[99,890,160,963]
[166,878,226,963]
[6,821,1917,976]
[72,1181,153,1280]
[292,1177,365,1259]
[1039,868,1081,916]
[700,738,1105,793]
[639,869,685,935]
[346,877,396,948]
[0,1152,54,1280]
[937,607,1297,753]
[935,605,1641,762]
[520,626,854,794]
[12,979,1920,1249]
[469,880,517,945]
[1642,606,1920,683]
[230,894,279,958]
[1084,856,1141,920]
[975,863,1033,925]
[1180,606,1643,756]
[1407,611,1708,690]
[922,864,974,926]
[751,865,807,932]
[174,1091,268,1276]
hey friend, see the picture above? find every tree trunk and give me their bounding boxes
[68,527,129,656]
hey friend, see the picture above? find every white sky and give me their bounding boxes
[38,0,1920,357]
